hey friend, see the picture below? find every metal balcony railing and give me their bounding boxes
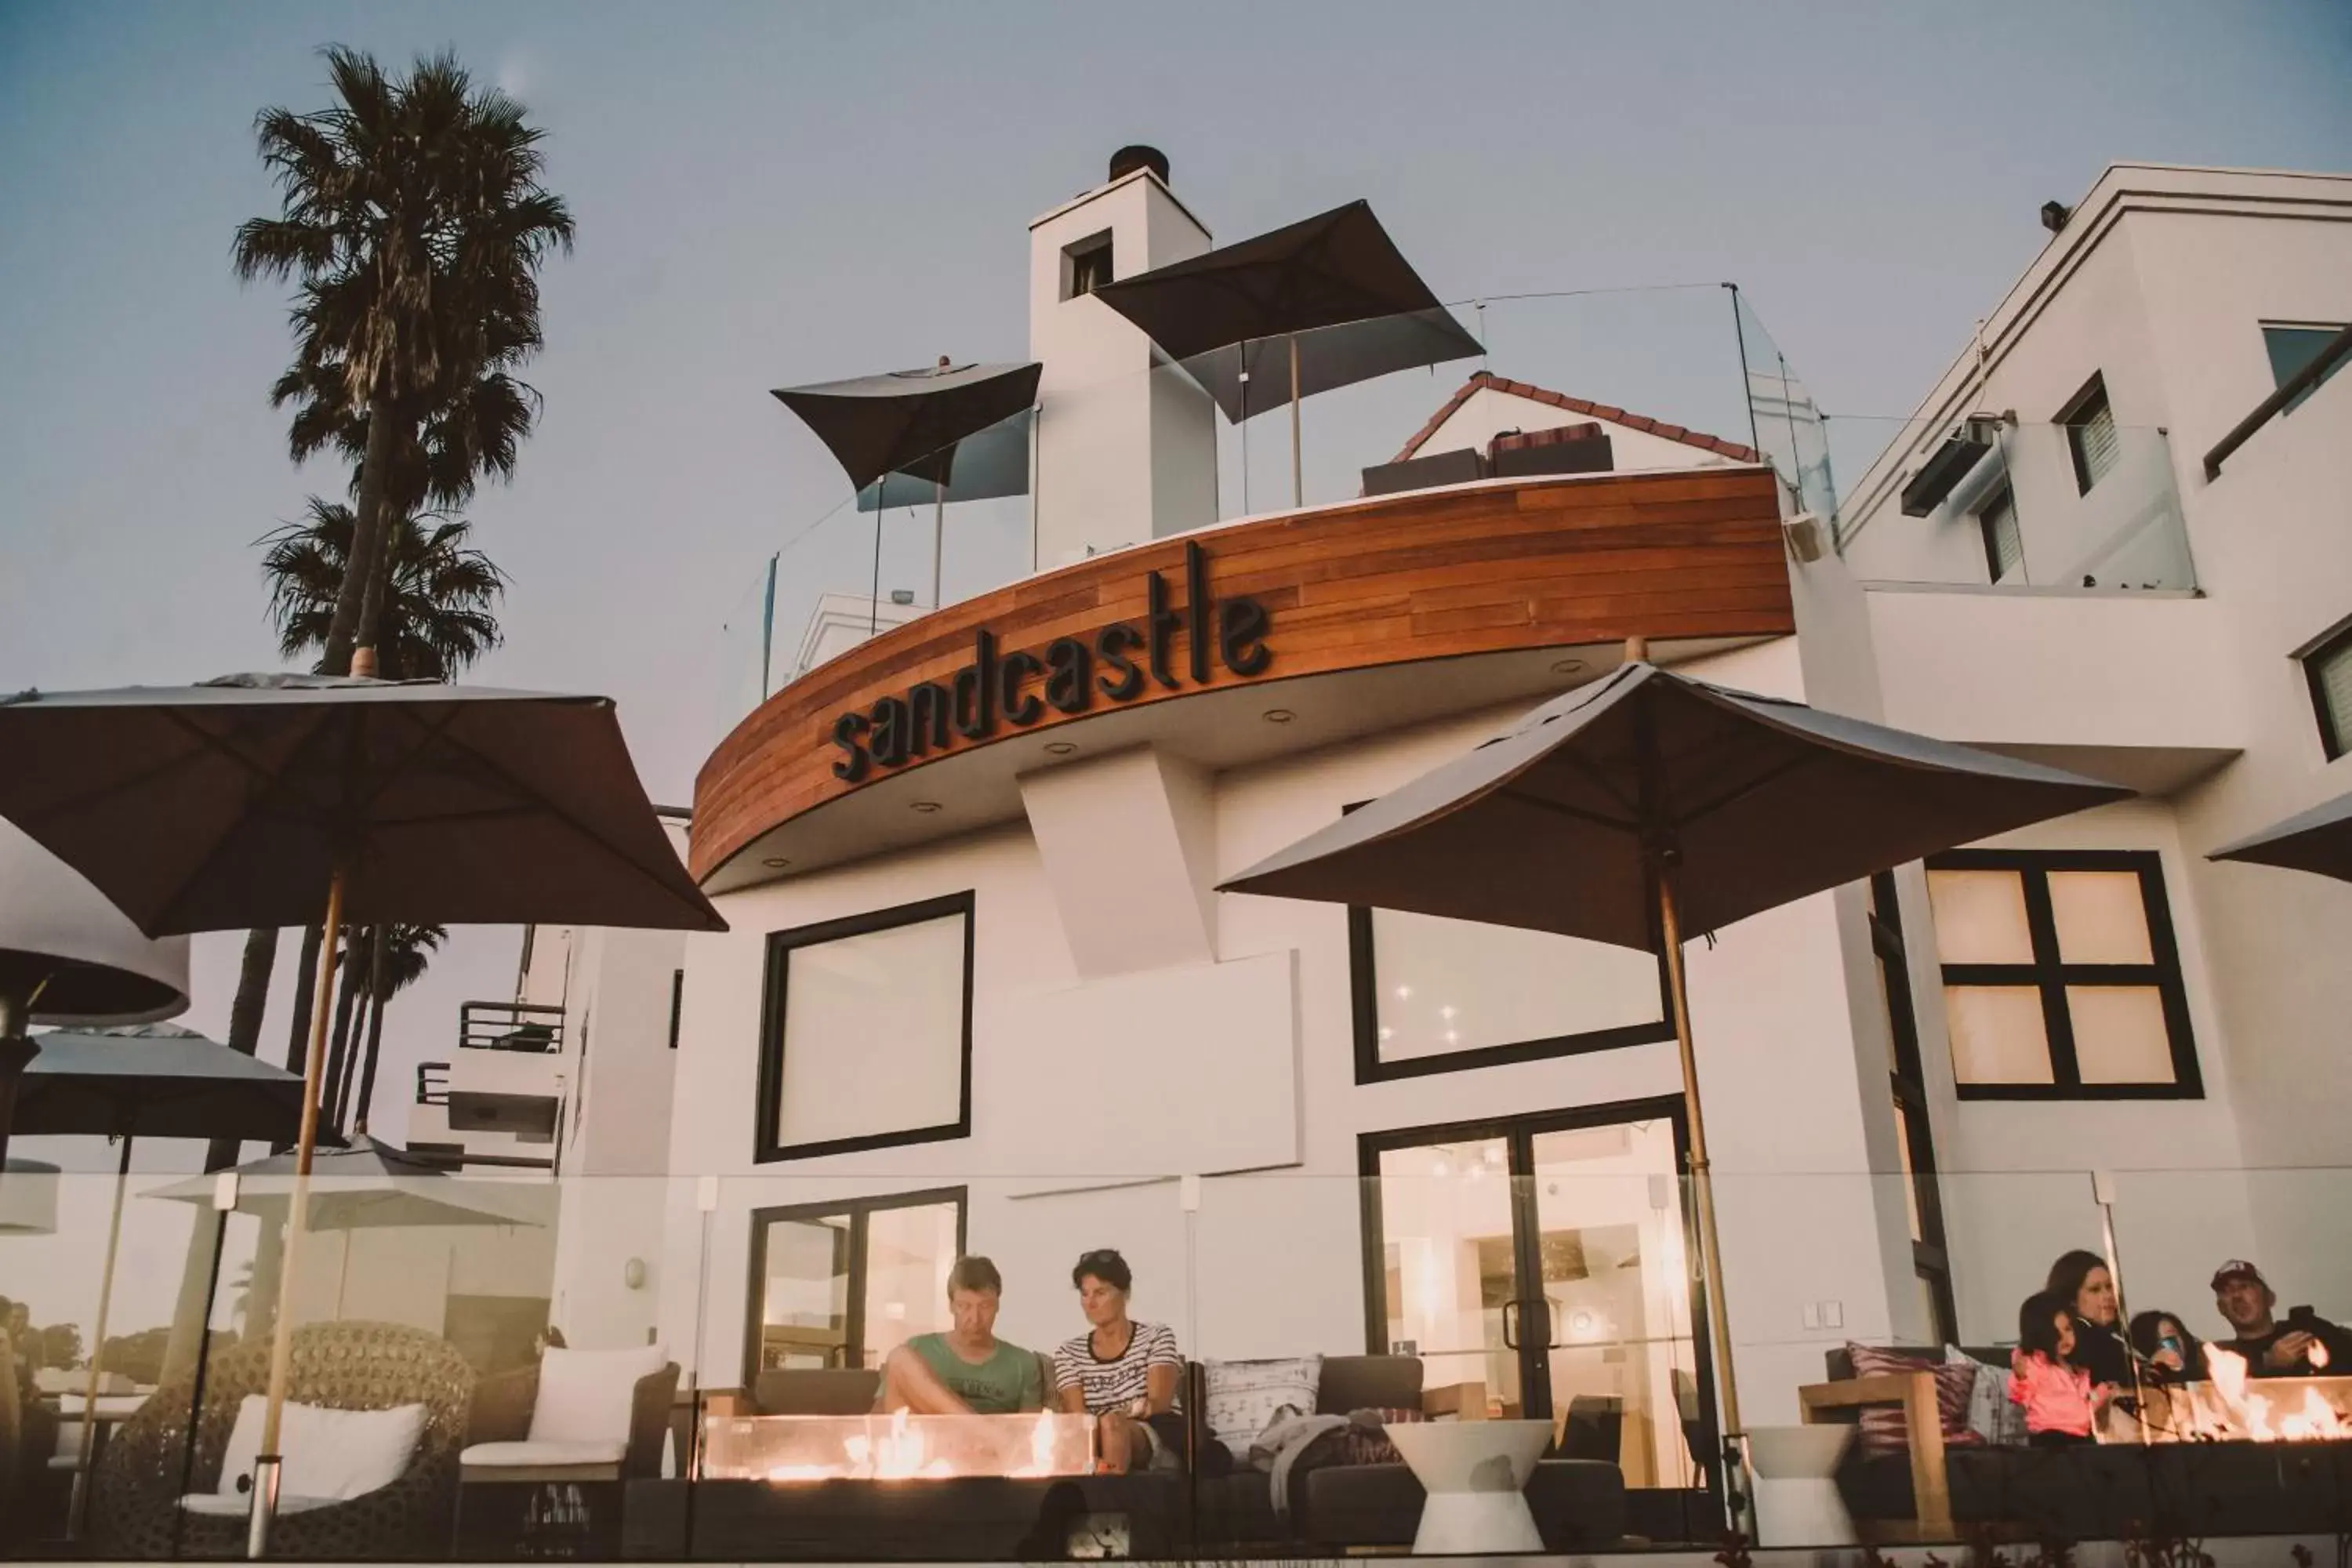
[459,1000,566,1054]
[416,1061,448,1106]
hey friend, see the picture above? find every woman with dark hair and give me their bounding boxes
[2045,1249,2134,1389]
[1053,1249,1185,1475]
[2129,1309,2205,1382]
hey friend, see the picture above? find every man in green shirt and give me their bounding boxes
[880,1255,1044,1414]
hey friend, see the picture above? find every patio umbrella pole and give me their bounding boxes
[247,863,346,1560]
[932,490,946,610]
[1656,866,1750,1534]
[66,1130,135,1540]
[1288,334,1303,508]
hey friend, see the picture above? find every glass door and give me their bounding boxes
[1364,1102,1711,1494]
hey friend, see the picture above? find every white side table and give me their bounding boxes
[1747,1425,1856,1546]
[1384,1420,1554,1555]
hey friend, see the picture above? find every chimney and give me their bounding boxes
[1109,145,1170,187]
[2040,201,2071,235]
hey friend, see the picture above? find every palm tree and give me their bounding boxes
[232,46,571,676]
[260,499,505,681]
[344,924,446,1136]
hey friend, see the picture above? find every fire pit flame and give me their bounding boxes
[2157,1347,2352,1443]
[728,1408,1093,1483]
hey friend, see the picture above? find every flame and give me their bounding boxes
[2183,1346,2352,1443]
[745,1410,1093,1482]
[1007,1410,1062,1479]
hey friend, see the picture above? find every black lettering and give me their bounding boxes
[953,628,998,740]
[869,695,909,768]
[1000,650,1044,725]
[1146,566,1181,689]
[908,682,952,754]
[1045,637,1092,714]
[1186,540,1210,685]
[1096,623,1144,700]
[830,711,871,782]
[1219,598,1271,676]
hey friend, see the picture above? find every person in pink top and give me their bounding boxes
[2009,1290,2119,1447]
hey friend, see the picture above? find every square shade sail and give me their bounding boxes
[1091,200,1481,420]
[2209,786,2352,884]
[773,361,1042,495]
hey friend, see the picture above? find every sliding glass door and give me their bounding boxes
[1362,1101,1713,1492]
[744,1188,964,1380]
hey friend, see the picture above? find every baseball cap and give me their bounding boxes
[2211,1259,2266,1292]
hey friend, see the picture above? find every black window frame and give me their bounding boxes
[2297,612,2352,763]
[1926,849,2201,1102]
[2058,373,2117,495]
[1062,229,1114,301]
[1976,483,2020,586]
[754,890,976,1163]
[2262,321,2350,416]
[667,967,684,1051]
[742,1185,968,1384]
[1870,873,1957,1344]
[1347,903,1675,1084]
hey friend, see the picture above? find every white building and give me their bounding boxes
[532,160,2349,1538]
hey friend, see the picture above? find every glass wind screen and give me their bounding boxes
[1529,1121,1698,1490]
[2067,987,2175,1084]
[757,1216,851,1370]
[1926,869,2034,964]
[1376,1139,1517,1413]
[2047,871,2154,964]
[859,1201,960,1369]
[777,911,966,1149]
[1944,985,2054,1083]
[2264,324,2346,413]
[1370,909,1662,1062]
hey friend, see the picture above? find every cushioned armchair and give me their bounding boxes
[461,1345,679,1482]
[88,1320,474,1561]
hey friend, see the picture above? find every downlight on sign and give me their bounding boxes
[829,540,1272,782]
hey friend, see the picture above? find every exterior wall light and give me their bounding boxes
[760,856,790,869]
[1262,708,1295,724]
[911,800,943,813]
[1044,741,1077,755]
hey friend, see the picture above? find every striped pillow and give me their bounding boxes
[1843,1343,1980,1455]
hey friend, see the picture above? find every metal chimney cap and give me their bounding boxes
[1110,145,1170,186]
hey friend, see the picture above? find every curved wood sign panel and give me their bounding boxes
[694,466,1792,881]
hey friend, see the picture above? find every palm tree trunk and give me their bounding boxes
[331,930,386,1133]
[356,485,405,675]
[320,928,365,1125]
[158,927,280,1383]
[351,931,394,1135]
[322,387,398,676]
[281,923,325,1085]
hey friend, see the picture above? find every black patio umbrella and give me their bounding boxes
[1219,656,2130,1518]
[773,358,1044,608]
[0,670,721,1555]
[2207,786,2352,884]
[13,1022,308,1535]
[1091,200,1482,505]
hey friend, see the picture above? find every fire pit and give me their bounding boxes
[701,1410,1096,1482]
[2125,1348,2352,1443]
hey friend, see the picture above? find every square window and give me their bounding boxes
[1351,906,1670,1082]
[2303,618,2352,762]
[2263,323,2347,416]
[1062,230,1114,301]
[757,893,973,1161]
[2060,375,2119,495]
[1926,850,2198,1100]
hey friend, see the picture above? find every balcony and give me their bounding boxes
[439,1000,568,1142]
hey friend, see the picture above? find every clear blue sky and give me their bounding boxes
[1,0,2347,1178]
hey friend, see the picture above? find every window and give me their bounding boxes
[1925,851,2198,1100]
[1870,873,1955,1343]
[1976,485,2022,585]
[667,968,684,1050]
[1348,906,1672,1083]
[1359,1100,1713,1494]
[756,891,974,1161]
[2263,323,2348,416]
[2301,615,2352,761]
[1062,230,1113,301]
[2060,374,2119,495]
[744,1189,964,1380]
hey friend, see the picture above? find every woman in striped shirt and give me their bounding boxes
[1052,1248,1185,1475]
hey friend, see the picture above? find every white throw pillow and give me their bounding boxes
[214,1396,426,1501]
[1945,1344,2027,1446]
[530,1345,667,1446]
[1200,1356,1323,1455]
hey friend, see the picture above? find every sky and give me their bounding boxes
[0,0,2347,1268]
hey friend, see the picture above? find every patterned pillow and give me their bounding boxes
[1201,1356,1323,1455]
[1842,1343,1978,1456]
[1947,1344,2029,1446]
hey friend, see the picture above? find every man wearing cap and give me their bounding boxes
[2212,1260,2352,1378]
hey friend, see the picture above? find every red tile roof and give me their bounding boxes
[1391,370,1762,466]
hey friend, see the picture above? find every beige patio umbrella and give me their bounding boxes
[0,671,723,1556]
[1220,652,2129,1526]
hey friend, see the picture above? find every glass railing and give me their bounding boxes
[9,1157,2350,1557]
[710,284,1820,740]
[1828,416,2195,594]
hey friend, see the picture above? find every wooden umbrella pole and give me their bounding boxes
[248,865,344,1559]
[1288,335,1304,509]
[1657,869,1748,1526]
[66,1131,135,1539]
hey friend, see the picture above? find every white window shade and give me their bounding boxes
[1926,869,2034,964]
[1369,908,1664,1065]
[2048,872,2153,964]
[772,908,968,1153]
